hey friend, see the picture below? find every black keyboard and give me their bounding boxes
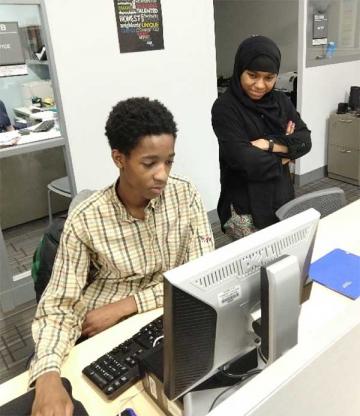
[82,315,163,399]
[19,119,55,135]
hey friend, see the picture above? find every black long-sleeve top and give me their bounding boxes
[212,89,311,229]
[0,100,11,133]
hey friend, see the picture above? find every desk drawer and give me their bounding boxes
[329,114,360,149]
[328,145,360,181]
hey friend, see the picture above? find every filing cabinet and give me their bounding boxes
[327,113,360,185]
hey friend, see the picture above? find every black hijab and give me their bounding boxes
[230,35,284,130]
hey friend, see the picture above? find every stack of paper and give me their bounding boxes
[0,131,21,147]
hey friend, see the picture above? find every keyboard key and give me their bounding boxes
[133,333,153,349]
[104,385,115,395]
[84,368,108,389]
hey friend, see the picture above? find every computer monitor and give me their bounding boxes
[163,208,320,400]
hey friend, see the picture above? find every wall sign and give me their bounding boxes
[312,14,328,46]
[0,22,27,77]
[113,0,164,53]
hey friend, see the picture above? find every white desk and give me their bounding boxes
[0,200,359,415]
[0,309,165,416]
[211,199,360,416]
[0,130,64,159]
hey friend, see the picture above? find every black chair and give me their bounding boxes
[33,189,95,303]
[275,187,346,221]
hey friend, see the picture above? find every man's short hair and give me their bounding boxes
[105,97,177,154]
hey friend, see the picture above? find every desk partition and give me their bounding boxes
[0,136,68,311]
[0,0,76,313]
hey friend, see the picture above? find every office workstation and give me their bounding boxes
[1,0,360,415]
[0,199,359,415]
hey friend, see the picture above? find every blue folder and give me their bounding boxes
[309,249,360,299]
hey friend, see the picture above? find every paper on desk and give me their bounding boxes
[0,131,21,146]
[309,248,360,299]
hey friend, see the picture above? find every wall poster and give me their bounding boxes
[113,0,164,53]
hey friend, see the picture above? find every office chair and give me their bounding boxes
[47,176,72,224]
[275,187,346,221]
[33,189,95,303]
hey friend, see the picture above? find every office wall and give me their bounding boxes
[42,0,219,211]
[296,1,360,177]
[213,0,299,78]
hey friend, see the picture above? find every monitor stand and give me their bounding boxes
[259,254,301,364]
[183,254,301,416]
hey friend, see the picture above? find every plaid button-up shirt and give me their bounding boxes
[29,174,214,385]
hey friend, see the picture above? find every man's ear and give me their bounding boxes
[112,149,126,169]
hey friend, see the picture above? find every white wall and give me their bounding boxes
[213,0,299,78]
[42,0,219,211]
[297,1,360,176]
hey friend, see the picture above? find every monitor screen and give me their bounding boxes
[163,208,320,400]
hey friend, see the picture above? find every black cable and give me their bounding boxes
[208,369,262,412]
[220,368,262,379]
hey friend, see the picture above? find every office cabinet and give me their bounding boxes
[0,148,69,229]
[328,113,360,185]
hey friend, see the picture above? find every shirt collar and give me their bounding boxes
[110,179,162,221]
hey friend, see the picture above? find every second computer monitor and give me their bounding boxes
[163,208,320,400]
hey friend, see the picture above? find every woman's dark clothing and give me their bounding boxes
[212,36,311,230]
[0,100,11,132]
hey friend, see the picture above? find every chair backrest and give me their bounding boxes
[32,189,95,303]
[68,189,95,213]
[275,187,346,221]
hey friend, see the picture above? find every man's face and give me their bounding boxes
[113,133,175,202]
[240,70,277,100]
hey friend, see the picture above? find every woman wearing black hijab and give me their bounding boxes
[211,35,311,239]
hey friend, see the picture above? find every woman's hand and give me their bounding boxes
[286,121,295,135]
[250,138,269,151]
[251,137,288,154]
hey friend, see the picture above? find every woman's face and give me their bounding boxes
[240,70,277,100]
